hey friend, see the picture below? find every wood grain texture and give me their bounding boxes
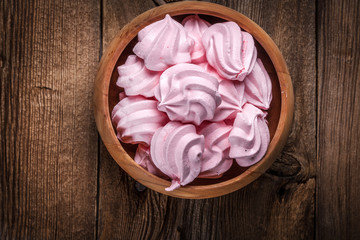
[0,0,100,239]
[8,0,360,238]
[317,0,360,239]
[98,0,315,239]
[98,0,157,239]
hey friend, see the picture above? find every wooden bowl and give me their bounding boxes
[93,2,294,199]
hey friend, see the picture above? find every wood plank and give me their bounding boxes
[99,0,316,239]
[98,1,159,238]
[317,0,360,239]
[0,0,100,239]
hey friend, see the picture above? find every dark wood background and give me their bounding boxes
[1,0,359,239]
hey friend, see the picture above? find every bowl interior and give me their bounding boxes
[107,14,281,187]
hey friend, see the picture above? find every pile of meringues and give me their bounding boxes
[112,14,272,191]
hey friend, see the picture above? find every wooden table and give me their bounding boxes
[1,0,359,239]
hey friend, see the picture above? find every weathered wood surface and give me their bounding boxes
[0,0,359,239]
[0,0,100,239]
[317,0,360,239]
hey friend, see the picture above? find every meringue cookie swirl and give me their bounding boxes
[116,55,161,97]
[198,121,233,178]
[244,59,272,110]
[182,15,210,63]
[134,144,167,178]
[155,63,221,125]
[228,104,270,167]
[150,122,204,191]
[212,79,247,122]
[111,96,168,145]
[133,14,193,71]
[202,21,257,81]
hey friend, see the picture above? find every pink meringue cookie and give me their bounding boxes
[155,63,221,125]
[182,15,210,63]
[244,59,272,110]
[116,55,160,97]
[111,96,168,145]
[133,14,193,71]
[134,144,167,178]
[198,62,225,82]
[150,121,205,191]
[202,21,257,81]
[228,104,270,167]
[118,92,126,101]
[197,121,233,178]
[212,80,246,122]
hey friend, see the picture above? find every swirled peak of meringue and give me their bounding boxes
[111,96,168,146]
[150,121,204,191]
[244,59,272,109]
[202,21,257,81]
[133,14,193,71]
[155,63,221,125]
[182,15,210,63]
[212,80,246,122]
[228,104,270,167]
[116,55,161,97]
[134,144,167,178]
[197,121,233,178]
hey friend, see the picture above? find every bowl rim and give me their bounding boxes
[93,1,294,199]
